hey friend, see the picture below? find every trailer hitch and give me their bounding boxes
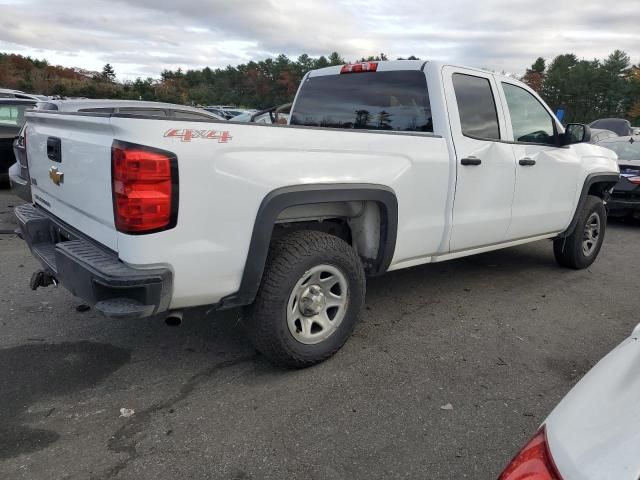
[30,270,58,290]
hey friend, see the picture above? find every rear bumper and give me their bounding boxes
[608,184,640,216]
[15,204,172,319]
[608,197,640,212]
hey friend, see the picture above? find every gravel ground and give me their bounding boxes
[1,189,638,479]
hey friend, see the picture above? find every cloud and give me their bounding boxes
[0,0,638,79]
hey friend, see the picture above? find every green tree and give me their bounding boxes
[522,57,546,93]
[101,63,116,82]
[328,52,345,66]
[599,49,632,117]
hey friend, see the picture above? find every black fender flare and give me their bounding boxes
[220,183,398,309]
[559,172,619,238]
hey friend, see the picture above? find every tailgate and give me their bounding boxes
[25,112,117,250]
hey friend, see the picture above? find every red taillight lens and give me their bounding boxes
[627,176,640,185]
[498,428,563,480]
[340,62,378,74]
[111,141,178,234]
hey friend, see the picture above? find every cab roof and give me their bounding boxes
[308,59,523,85]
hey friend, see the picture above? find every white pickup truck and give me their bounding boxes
[15,60,619,367]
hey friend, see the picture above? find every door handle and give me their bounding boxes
[461,157,482,166]
[519,158,536,166]
[47,137,62,163]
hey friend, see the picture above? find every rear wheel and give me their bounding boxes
[243,230,366,368]
[553,195,606,269]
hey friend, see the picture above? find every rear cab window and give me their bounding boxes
[290,70,433,132]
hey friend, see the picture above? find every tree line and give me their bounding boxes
[0,50,638,124]
[522,49,640,124]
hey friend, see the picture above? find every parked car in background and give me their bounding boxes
[589,128,617,144]
[589,118,633,137]
[15,60,618,367]
[0,88,49,102]
[595,136,640,218]
[499,322,640,480]
[35,99,226,120]
[231,103,291,124]
[230,110,269,123]
[0,98,37,187]
[633,127,640,136]
[10,99,226,201]
[203,105,250,119]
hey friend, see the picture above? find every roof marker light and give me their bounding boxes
[340,62,378,74]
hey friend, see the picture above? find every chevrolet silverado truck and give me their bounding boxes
[15,60,619,367]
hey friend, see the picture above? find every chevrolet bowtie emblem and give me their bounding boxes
[49,166,64,186]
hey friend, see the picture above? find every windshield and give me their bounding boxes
[290,70,433,132]
[600,139,640,161]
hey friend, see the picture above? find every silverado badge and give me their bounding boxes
[49,166,64,186]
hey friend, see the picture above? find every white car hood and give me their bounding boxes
[545,324,640,480]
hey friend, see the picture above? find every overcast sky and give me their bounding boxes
[1,0,639,80]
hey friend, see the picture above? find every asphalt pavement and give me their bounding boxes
[1,189,638,480]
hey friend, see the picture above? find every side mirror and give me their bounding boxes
[563,123,591,145]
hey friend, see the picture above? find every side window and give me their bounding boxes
[172,110,214,120]
[502,83,556,145]
[78,108,115,113]
[452,73,500,140]
[117,108,167,117]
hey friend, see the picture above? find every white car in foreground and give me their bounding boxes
[499,323,640,479]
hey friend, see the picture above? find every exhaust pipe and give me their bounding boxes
[165,311,183,326]
[30,270,57,290]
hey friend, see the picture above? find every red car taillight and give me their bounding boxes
[498,428,563,480]
[111,140,178,234]
[627,176,640,185]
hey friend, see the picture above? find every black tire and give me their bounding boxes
[243,230,365,368]
[553,195,606,269]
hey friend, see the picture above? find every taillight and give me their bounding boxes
[111,140,178,234]
[498,428,563,480]
[340,62,378,74]
[627,176,640,185]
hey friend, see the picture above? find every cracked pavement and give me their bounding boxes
[1,189,638,479]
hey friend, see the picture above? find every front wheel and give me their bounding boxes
[553,195,606,269]
[243,230,366,368]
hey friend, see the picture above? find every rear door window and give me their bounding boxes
[452,73,500,140]
[291,70,433,132]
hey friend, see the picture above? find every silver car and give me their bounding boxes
[10,99,226,201]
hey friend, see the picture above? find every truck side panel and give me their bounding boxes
[108,118,452,308]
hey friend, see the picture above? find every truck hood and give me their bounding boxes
[545,324,640,480]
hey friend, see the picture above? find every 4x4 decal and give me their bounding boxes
[164,128,232,143]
